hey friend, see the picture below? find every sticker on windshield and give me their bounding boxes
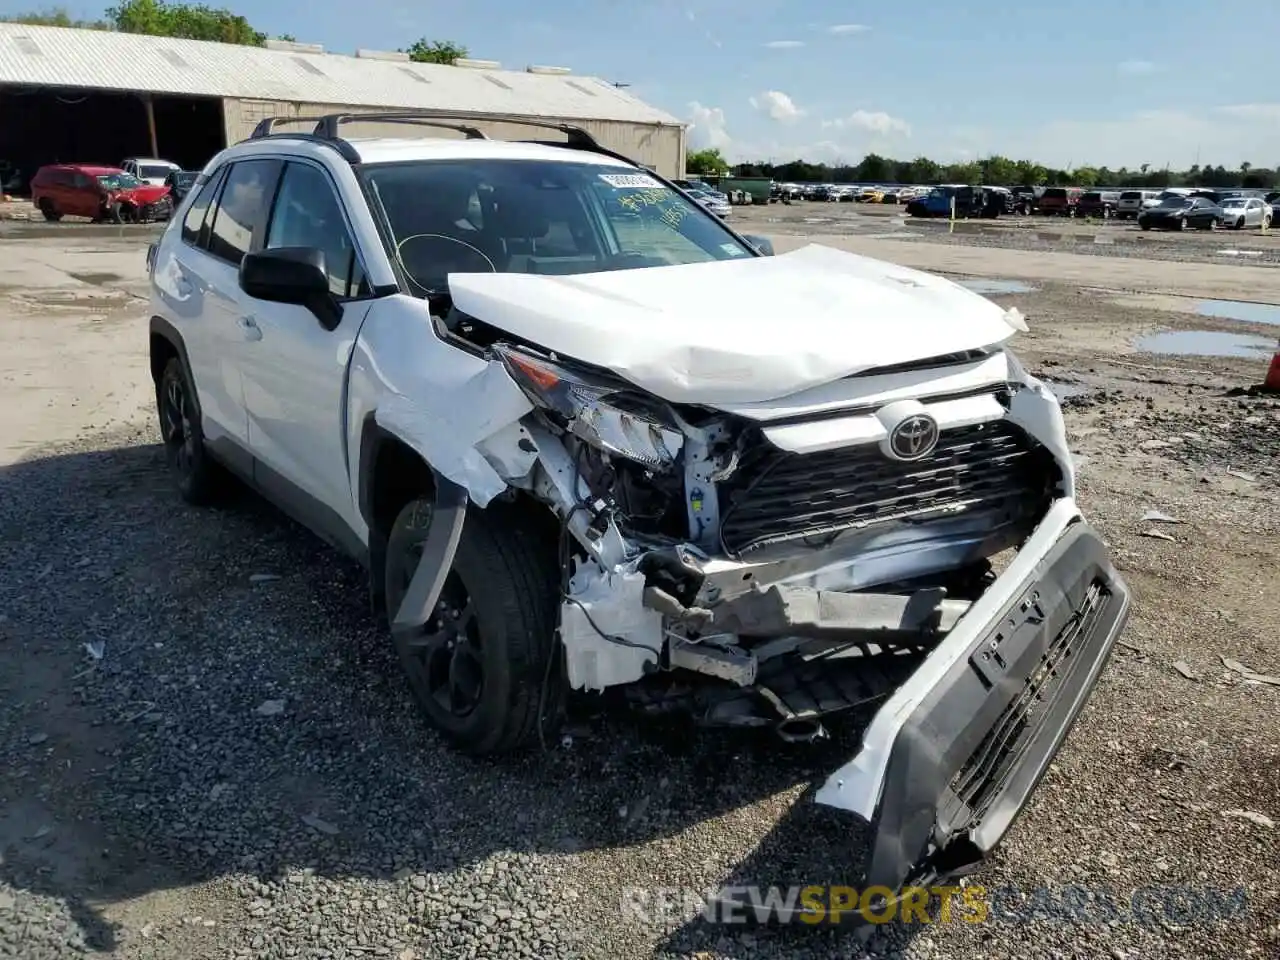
[721,243,748,256]
[599,172,663,190]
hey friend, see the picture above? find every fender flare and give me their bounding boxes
[358,415,470,630]
[392,477,468,633]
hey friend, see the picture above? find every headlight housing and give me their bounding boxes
[492,343,684,468]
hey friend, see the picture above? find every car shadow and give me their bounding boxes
[0,436,924,957]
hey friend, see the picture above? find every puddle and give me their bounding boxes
[1093,233,1114,245]
[1212,249,1264,258]
[1195,299,1280,326]
[1134,330,1276,359]
[802,217,833,224]
[958,278,1039,295]
[69,272,123,285]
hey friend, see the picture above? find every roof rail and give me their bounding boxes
[245,112,612,164]
[310,113,490,141]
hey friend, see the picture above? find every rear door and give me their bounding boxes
[239,157,374,533]
[69,171,99,218]
[163,160,282,458]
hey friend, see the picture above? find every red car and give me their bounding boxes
[1036,186,1084,217]
[30,164,173,223]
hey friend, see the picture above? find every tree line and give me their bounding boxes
[686,147,1280,190]
[2,2,468,62]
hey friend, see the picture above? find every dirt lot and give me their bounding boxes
[1,215,1278,960]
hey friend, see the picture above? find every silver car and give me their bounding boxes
[687,188,732,219]
[1219,196,1272,229]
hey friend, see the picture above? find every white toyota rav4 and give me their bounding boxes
[147,113,1130,895]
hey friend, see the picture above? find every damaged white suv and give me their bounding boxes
[148,113,1131,894]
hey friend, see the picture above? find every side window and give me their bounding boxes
[206,159,281,267]
[182,168,224,246]
[72,173,92,189]
[264,161,368,298]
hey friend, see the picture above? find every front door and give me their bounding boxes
[239,158,374,536]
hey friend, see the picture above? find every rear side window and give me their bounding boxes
[1042,188,1066,199]
[182,168,225,246]
[206,159,282,266]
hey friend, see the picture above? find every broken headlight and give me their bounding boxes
[492,343,684,468]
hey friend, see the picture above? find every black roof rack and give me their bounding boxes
[244,111,616,165]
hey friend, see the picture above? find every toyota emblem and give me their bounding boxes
[887,413,940,461]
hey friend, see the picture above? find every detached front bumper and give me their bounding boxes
[814,498,1131,892]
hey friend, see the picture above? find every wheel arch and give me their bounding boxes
[149,316,201,420]
[358,414,454,622]
[356,413,555,623]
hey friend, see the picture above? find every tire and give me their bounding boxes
[385,499,562,756]
[37,197,61,222]
[1235,217,1245,230]
[1264,215,1272,229]
[156,356,222,505]
[1178,216,1187,231]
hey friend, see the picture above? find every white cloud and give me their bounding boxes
[823,110,912,136]
[1117,59,1157,75]
[827,23,870,34]
[1216,103,1280,121]
[748,90,804,123]
[764,39,805,49]
[686,101,731,151]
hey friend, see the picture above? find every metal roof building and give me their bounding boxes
[0,24,687,175]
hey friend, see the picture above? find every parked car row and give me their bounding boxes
[28,155,197,224]
[769,182,930,204]
[1136,192,1273,231]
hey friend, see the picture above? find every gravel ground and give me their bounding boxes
[1,228,1278,959]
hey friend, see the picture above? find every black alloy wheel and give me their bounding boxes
[400,562,485,719]
[156,357,220,504]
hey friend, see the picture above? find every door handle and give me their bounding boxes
[238,315,263,342]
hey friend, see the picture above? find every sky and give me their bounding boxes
[7,0,1280,169]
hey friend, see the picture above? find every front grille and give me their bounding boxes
[950,580,1108,816]
[717,419,1056,556]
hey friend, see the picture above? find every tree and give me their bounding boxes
[0,6,111,28]
[686,148,729,176]
[402,38,468,64]
[105,0,266,44]
[979,155,1018,186]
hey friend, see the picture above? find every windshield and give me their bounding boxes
[1157,196,1191,208]
[1221,198,1246,207]
[98,172,143,189]
[139,165,172,180]
[362,159,754,296]
[172,172,197,187]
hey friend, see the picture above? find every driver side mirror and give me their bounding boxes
[742,234,775,256]
[240,246,343,330]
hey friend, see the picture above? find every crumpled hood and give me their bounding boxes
[447,242,1021,405]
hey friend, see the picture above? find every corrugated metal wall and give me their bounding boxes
[223,98,684,177]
